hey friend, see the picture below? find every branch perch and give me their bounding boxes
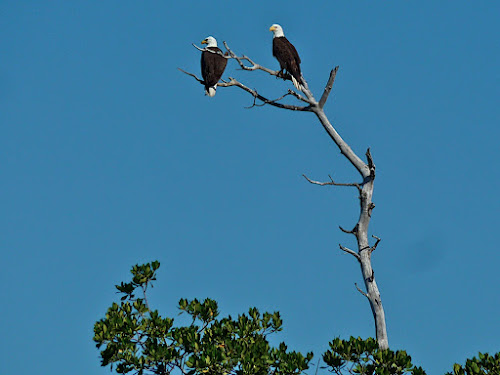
[220,78,311,111]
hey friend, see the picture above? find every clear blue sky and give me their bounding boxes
[1,1,499,374]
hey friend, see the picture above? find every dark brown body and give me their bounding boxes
[201,47,227,96]
[272,36,302,84]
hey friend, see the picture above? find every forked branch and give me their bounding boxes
[224,41,278,76]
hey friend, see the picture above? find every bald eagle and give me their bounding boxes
[269,24,303,91]
[200,36,227,97]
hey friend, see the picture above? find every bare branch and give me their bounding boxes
[244,94,264,109]
[302,174,361,190]
[220,78,311,111]
[192,43,230,58]
[178,68,204,84]
[224,41,279,76]
[179,67,310,111]
[339,244,360,261]
[287,89,315,105]
[298,77,317,103]
[318,66,339,108]
[339,225,358,235]
[243,92,293,109]
[314,358,321,375]
[355,283,369,299]
[370,235,381,252]
[312,107,371,179]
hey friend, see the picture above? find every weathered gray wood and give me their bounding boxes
[303,75,389,350]
[181,47,389,350]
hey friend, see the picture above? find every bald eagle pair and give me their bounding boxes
[200,24,303,97]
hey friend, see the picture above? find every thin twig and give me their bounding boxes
[339,244,360,261]
[192,43,230,58]
[224,41,279,76]
[178,68,204,84]
[287,89,315,105]
[302,174,361,191]
[220,78,311,111]
[245,95,264,109]
[370,235,381,252]
[355,283,369,299]
[314,357,321,375]
[339,225,357,235]
[244,92,293,109]
[318,66,339,108]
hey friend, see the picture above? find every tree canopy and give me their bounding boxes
[92,262,500,375]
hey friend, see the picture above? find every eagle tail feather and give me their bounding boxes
[206,86,217,97]
[291,75,303,92]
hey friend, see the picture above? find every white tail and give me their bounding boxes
[291,75,302,92]
[206,86,216,97]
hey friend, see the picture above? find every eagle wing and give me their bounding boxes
[272,37,301,79]
[286,38,301,65]
[201,47,228,88]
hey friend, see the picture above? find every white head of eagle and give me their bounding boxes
[269,24,303,91]
[269,24,285,38]
[200,36,227,97]
[201,36,217,48]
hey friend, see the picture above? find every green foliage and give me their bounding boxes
[445,352,500,375]
[94,261,313,375]
[322,337,425,375]
[95,262,499,375]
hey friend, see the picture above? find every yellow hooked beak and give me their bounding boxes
[201,40,208,44]
[269,26,276,31]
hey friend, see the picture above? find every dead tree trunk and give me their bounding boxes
[180,46,389,350]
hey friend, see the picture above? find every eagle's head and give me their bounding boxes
[201,36,217,48]
[269,24,284,38]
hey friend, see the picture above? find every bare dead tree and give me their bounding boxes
[180,42,389,350]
